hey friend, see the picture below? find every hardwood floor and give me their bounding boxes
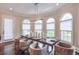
[0,41,78,55]
[0,41,15,55]
[4,44,15,55]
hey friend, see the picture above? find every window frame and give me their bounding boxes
[35,20,42,33]
[3,18,13,40]
[22,19,30,36]
[46,18,55,38]
[60,13,72,42]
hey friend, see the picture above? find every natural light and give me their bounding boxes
[47,18,55,38]
[60,13,72,42]
[4,18,13,40]
[22,19,30,36]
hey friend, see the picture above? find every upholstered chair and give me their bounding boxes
[0,42,4,55]
[29,43,48,55]
[54,41,75,55]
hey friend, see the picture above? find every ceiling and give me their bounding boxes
[0,3,65,17]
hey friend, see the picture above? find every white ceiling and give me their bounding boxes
[0,3,65,17]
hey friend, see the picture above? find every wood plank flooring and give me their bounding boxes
[0,41,78,55]
[4,44,15,55]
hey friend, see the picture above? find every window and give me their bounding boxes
[35,20,42,33]
[22,19,30,36]
[4,18,13,40]
[47,18,55,38]
[60,13,72,42]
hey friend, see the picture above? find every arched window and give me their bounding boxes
[22,19,30,36]
[35,20,42,33]
[60,13,72,42]
[47,18,55,38]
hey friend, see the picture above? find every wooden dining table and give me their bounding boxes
[25,37,59,46]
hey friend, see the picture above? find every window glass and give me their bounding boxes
[22,19,30,36]
[47,18,55,38]
[35,20,42,33]
[60,13,72,42]
[4,18,13,40]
